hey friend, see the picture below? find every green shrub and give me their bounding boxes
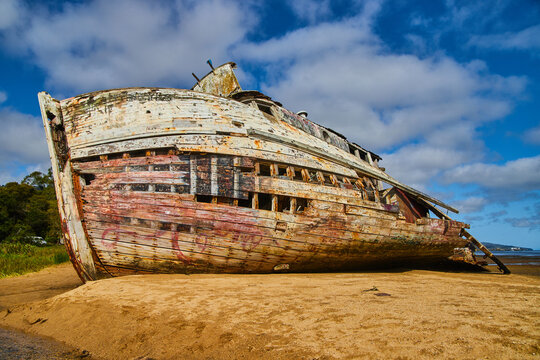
[53,251,70,264]
[0,242,35,256]
[0,243,69,278]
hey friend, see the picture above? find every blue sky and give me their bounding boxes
[0,0,538,249]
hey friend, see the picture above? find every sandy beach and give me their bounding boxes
[1,263,539,360]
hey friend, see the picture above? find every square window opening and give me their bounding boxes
[238,193,253,208]
[259,163,271,176]
[258,193,272,210]
[155,184,171,192]
[277,195,291,212]
[132,184,149,192]
[296,198,309,212]
[196,195,213,203]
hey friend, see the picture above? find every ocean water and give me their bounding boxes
[476,250,540,266]
[490,250,540,257]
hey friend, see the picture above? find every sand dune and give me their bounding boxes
[1,264,539,359]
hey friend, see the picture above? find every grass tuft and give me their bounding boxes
[0,243,70,278]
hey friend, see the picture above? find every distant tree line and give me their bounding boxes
[0,169,61,244]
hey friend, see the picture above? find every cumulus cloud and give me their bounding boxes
[0,0,531,208]
[0,0,22,30]
[233,2,525,191]
[3,0,254,94]
[381,124,485,188]
[442,155,540,191]
[505,217,540,230]
[487,210,508,220]
[235,13,379,65]
[288,0,333,24]
[247,42,522,151]
[468,25,540,51]
[523,125,540,145]
[0,100,50,185]
[0,108,48,165]
[451,196,488,214]
[504,202,540,231]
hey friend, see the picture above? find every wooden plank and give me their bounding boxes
[86,219,303,257]
[81,188,453,235]
[253,176,392,211]
[60,87,454,212]
[84,208,450,259]
[87,218,459,273]
[38,92,97,282]
[81,190,465,251]
[96,251,270,274]
[42,87,469,279]
[88,171,190,186]
[190,154,197,195]
[247,128,459,213]
[81,189,398,234]
[461,230,510,274]
[69,134,359,179]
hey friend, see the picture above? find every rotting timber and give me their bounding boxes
[39,62,509,282]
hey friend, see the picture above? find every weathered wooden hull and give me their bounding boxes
[39,85,470,282]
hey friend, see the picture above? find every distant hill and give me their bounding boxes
[480,242,533,251]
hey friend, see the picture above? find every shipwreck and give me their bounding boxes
[38,61,509,282]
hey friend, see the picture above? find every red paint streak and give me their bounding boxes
[101,228,138,250]
[171,231,192,264]
[194,234,209,252]
[143,230,165,242]
[101,227,192,264]
[235,233,263,251]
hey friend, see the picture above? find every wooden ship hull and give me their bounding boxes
[39,62,507,282]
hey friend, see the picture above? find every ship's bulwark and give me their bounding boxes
[75,152,466,277]
[40,64,477,281]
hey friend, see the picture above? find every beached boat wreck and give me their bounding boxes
[39,62,509,282]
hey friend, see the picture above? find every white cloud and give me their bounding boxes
[0,0,21,30]
[382,145,468,190]
[0,108,48,165]
[404,34,428,53]
[235,15,378,64]
[468,25,540,51]
[232,4,525,190]
[254,48,521,151]
[452,196,488,214]
[0,91,6,104]
[0,103,50,185]
[505,217,540,230]
[442,155,540,190]
[523,125,540,145]
[5,0,254,94]
[504,202,540,230]
[0,0,530,202]
[380,123,485,188]
[0,163,49,185]
[443,0,510,30]
[288,0,332,24]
